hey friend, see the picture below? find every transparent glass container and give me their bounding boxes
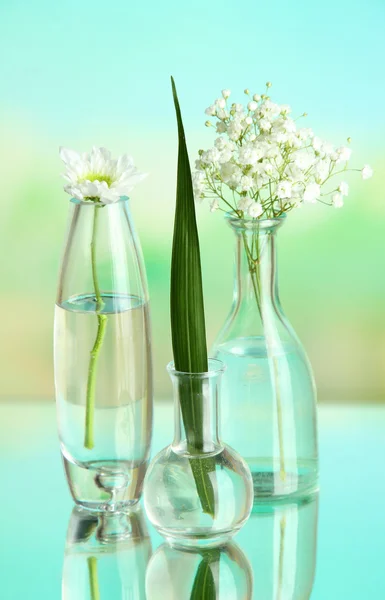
[211,216,318,500]
[146,541,253,599]
[62,506,151,599]
[237,493,318,599]
[144,359,253,548]
[54,197,152,511]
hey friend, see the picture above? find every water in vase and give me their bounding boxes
[214,336,318,499]
[55,292,152,511]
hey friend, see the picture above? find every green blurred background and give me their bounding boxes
[0,0,384,403]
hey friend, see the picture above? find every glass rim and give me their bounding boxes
[225,212,286,231]
[70,195,129,206]
[167,358,226,378]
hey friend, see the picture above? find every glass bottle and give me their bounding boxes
[54,197,153,511]
[146,541,253,599]
[144,359,253,548]
[62,506,151,599]
[211,216,318,499]
[236,493,318,599]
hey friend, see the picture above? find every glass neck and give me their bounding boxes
[169,368,222,455]
[229,218,283,310]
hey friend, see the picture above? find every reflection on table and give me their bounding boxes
[61,492,318,599]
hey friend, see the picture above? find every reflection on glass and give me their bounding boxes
[146,541,252,599]
[62,506,151,599]
[237,493,318,599]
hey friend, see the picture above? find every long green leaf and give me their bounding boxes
[170,76,208,375]
[170,77,215,516]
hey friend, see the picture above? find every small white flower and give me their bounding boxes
[248,202,263,218]
[216,98,226,109]
[336,146,352,163]
[276,181,292,199]
[361,164,373,179]
[298,127,314,140]
[245,116,253,125]
[312,136,323,151]
[332,193,344,208]
[201,147,220,165]
[233,103,244,113]
[248,101,258,111]
[222,89,231,99]
[60,146,147,204]
[259,118,272,131]
[253,94,261,102]
[294,152,315,171]
[238,196,253,212]
[338,181,349,196]
[240,175,254,191]
[209,199,220,212]
[303,182,321,203]
[227,120,244,141]
[280,104,291,115]
[217,108,228,120]
[283,118,297,133]
[216,121,227,134]
[205,104,217,116]
[314,159,330,182]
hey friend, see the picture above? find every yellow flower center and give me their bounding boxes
[80,173,114,186]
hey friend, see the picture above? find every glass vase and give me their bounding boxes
[54,197,153,511]
[237,493,318,599]
[144,359,253,548]
[211,216,318,500]
[146,541,252,599]
[62,506,151,599]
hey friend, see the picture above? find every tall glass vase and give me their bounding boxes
[211,216,318,500]
[144,359,253,548]
[54,197,152,511]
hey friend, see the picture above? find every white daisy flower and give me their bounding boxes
[60,146,147,204]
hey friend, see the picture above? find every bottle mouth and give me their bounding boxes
[225,213,286,232]
[70,195,129,206]
[167,358,226,378]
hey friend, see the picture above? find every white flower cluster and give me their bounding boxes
[194,85,373,218]
[60,146,147,204]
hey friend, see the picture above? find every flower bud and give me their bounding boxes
[347,137,352,144]
[205,121,212,127]
[244,88,250,95]
[266,81,272,88]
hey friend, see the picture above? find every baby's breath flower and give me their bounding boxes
[248,202,263,218]
[332,193,344,208]
[336,146,352,163]
[205,104,217,116]
[304,183,321,204]
[361,165,373,180]
[195,85,371,219]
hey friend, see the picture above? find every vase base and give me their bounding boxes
[249,460,319,502]
[62,452,147,512]
[158,527,241,549]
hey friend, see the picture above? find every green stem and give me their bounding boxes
[84,206,108,450]
[243,232,286,481]
[87,556,101,600]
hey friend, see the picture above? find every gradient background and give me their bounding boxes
[0,0,384,403]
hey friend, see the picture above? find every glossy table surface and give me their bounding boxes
[1,402,384,599]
